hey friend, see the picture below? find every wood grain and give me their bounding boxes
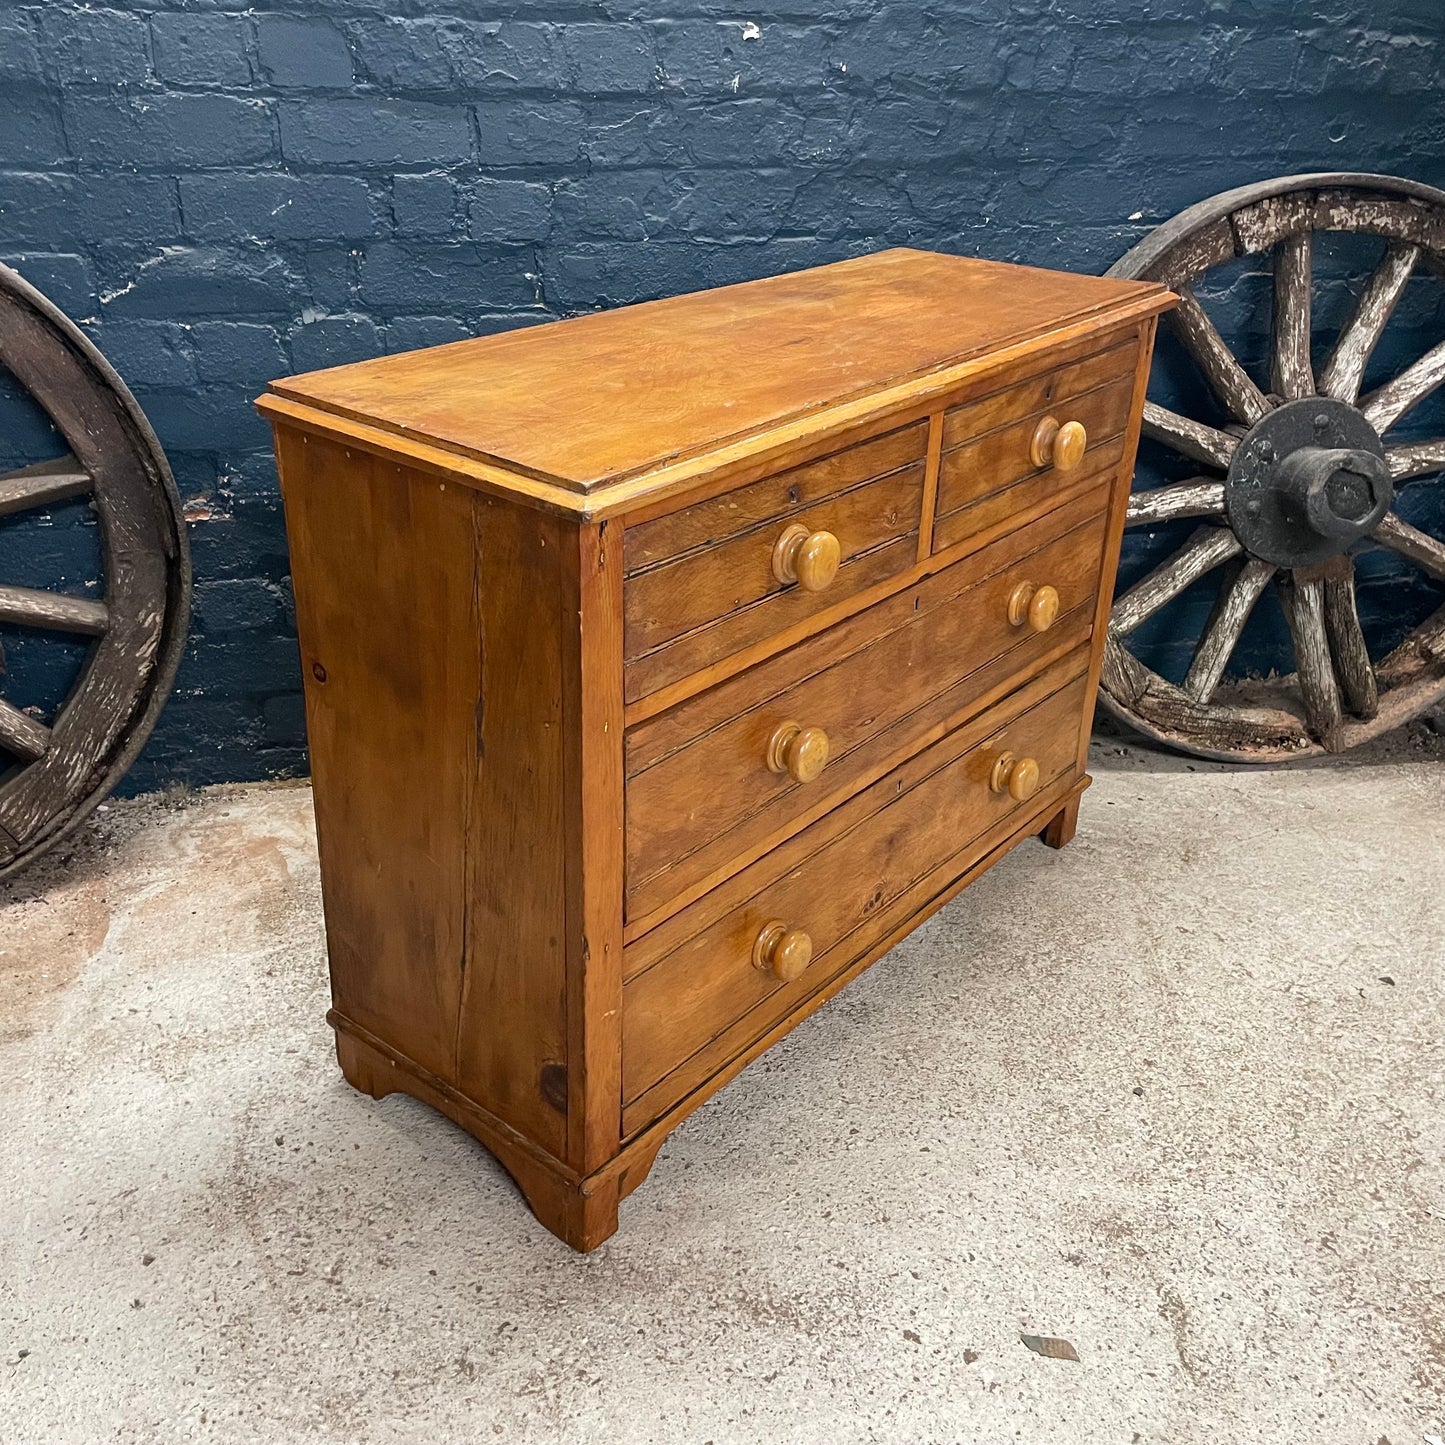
[624,490,1109,922]
[938,337,1136,452]
[622,664,1091,1132]
[266,248,1175,1251]
[623,460,924,662]
[935,374,1136,527]
[623,422,926,572]
[267,248,1170,492]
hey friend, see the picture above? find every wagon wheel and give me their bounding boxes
[1102,172,1445,761]
[0,261,189,878]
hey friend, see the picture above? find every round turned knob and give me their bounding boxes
[772,522,841,592]
[766,720,830,783]
[1006,580,1061,633]
[1030,415,1088,472]
[989,751,1041,802]
[753,919,813,982]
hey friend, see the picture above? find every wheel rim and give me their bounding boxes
[1102,172,1445,762]
[0,262,190,877]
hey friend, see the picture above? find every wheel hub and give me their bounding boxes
[1224,397,1392,568]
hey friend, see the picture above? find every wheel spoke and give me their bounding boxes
[0,583,109,636]
[1372,512,1445,582]
[1270,232,1314,400]
[1109,525,1243,638]
[1321,559,1377,718]
[1125,479,1226,527]
[1169,286,1271,425]
[0,456,93,518]
[1279,573,1343,751]
[0,697,51,761]
[1386,439,1445,480]
[1360,336,1445,434]
[1183,557,1275,702]
[1141,401,1237,470]
[1318,243,1420,404]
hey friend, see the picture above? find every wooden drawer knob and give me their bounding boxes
[989,751,1040,802]
[772,523,841,592]
[753,919,813,982]
[1030,415,1087,472]
[766,720,829,783]
[1006,580,1061,633]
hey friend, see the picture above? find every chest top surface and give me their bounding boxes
[263,247,1169,501]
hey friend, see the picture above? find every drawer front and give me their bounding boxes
[622,422,928,704]
[622,662,1091,1133]
[624,481,1110,925]
[933,338,1138,553]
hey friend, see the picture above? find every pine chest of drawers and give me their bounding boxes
[259,248,1174,1251]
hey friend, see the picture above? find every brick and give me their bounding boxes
[101,247,300,319]
[219,452,281,500]
[279,99,472,167]
[288,314,384,372]
[348,18,564,92]
[542,238,843,311]
[261,691,307,749]
[151,13,252,87]
[181,173,374,242]
[0,173,180,247]
[474,100,586,165]
[190,322,288,384]
[0,12,43,82]
[0,90,66,167]
[256,15,354,90]
[839,13,1008,88]
[469,179,552,243]
[84,320,195,388]
[302,249,357,313]
[654,20,831,94]
[553,171,673,242]
[40,7,151,85]
[393,173,459,238]
[559,23,658,94]
[385,315,474,353]
[64,94,274,170]
[1,252,96,318]
[673,97,850,168]
[195,578,287,634]
[359,241,539,312]
[145,387,274,452]
[579,101,688,167]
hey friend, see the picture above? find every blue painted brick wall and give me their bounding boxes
[0,1,1442,787]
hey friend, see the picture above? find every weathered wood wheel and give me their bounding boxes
[0,261,189,878]
[1102,172,1445,760]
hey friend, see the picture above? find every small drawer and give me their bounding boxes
[622,422,928,704]
[624,481,1110,925]
[933,338,1138,553]
[621,664,1090,1134]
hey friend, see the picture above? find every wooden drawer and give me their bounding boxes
[622,660,1091,1134]
[933,337,1138,553]
[624,481,1111,926]
[622,422,928,703]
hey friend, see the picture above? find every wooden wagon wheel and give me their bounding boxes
[0,261,189,878]
[1101,172,1445,761]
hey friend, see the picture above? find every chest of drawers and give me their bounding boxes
[259,248,1174,1250]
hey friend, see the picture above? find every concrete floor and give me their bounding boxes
[2,732,1444,1444]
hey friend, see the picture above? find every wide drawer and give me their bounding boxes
[622,421,928,704]
[933,337,1138,553]
[624,481,1111,926]
[621,660,1091,1135]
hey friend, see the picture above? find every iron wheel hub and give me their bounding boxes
[1224,397,1392,568]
